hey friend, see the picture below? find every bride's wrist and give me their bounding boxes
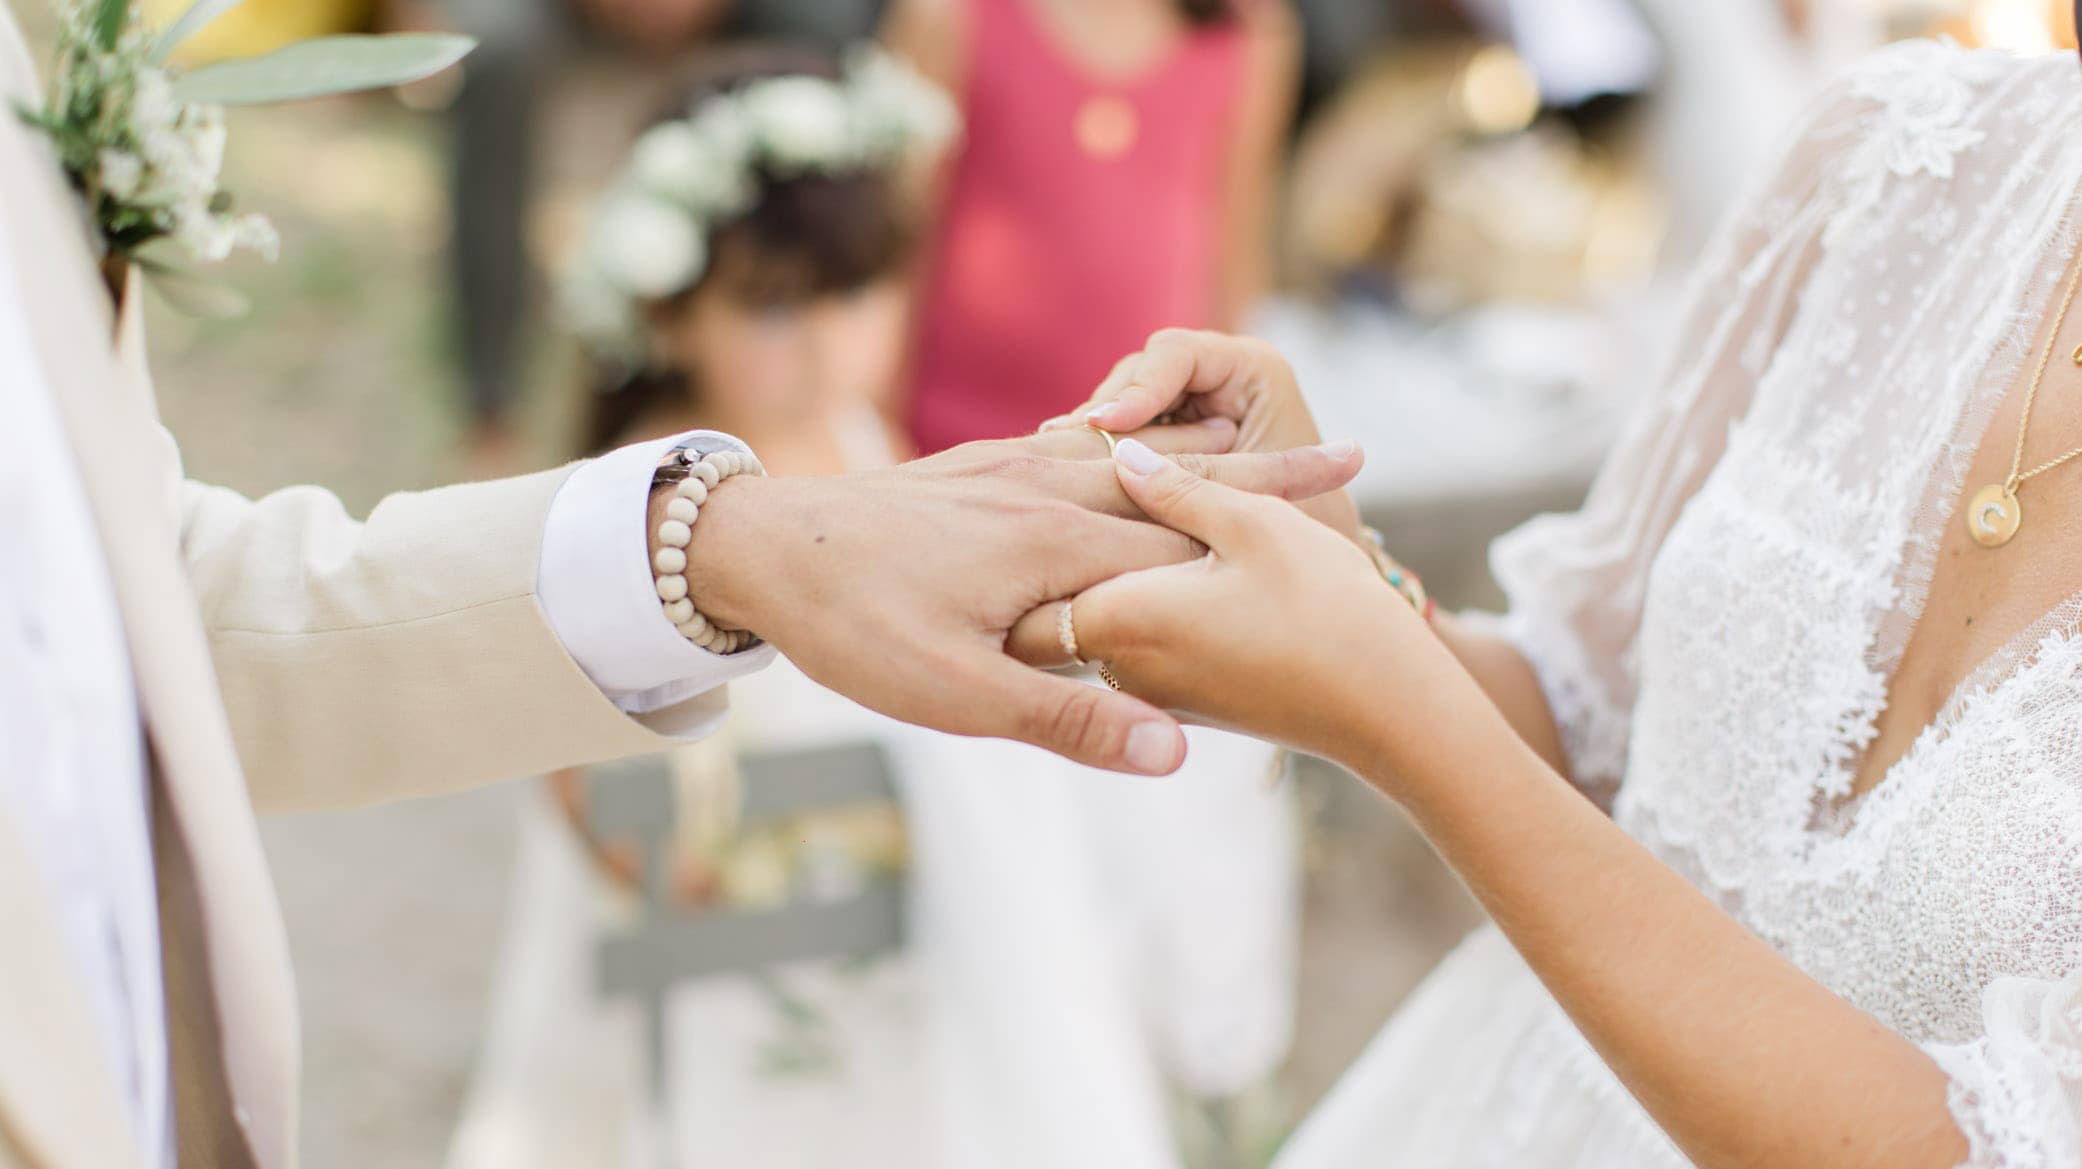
[1324,618,1489,793]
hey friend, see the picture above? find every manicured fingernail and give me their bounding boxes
[1198,416,1233,429]
[1323,439,1360,458]
[1084,403,1117,425]
[1125,723,1179,774]
[1114,437,1167,475]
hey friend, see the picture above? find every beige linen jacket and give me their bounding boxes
[0,8,715,1168]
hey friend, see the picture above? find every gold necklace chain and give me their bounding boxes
[2008,254,2082,490]
[1966,251,2082,547]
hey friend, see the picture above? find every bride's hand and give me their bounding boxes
[1040,329,1363,542]
[1015,439,1459,770]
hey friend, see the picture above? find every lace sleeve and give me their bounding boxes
[1487,63,1886,805]
[1923,971,2082,1169]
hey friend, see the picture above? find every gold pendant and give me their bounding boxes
[1075,95,1138,159]
[1967,483,2022,548]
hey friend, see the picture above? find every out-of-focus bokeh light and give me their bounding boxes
[1459,45,1540,136]
[1971,0,2059,48]
[1923,0,2079,49]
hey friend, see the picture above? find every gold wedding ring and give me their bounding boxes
[1085,422,1120,458]
[1096,663,1122,692]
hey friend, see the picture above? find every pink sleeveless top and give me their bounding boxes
[905,0,1246,452]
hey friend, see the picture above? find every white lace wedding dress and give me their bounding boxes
[1277,42,2082,1169]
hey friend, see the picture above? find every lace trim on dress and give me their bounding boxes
[1926,973,2082,1169]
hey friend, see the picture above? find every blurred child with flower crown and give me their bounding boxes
[446,43,1295,1169]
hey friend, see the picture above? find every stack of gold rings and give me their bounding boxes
[1057,599,1121,691]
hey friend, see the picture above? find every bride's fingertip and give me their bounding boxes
[1113,437,1168,476]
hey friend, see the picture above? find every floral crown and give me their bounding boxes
[564,47,959,362]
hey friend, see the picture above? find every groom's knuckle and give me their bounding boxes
[1033,688,1109,755]
[963,451,1051,483]
[1013,494,1083,531]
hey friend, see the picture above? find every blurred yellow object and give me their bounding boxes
[1459,45,1540,137]
[142,0,377,65]
[1284,40,1667,308]
[1923,0,2077,48]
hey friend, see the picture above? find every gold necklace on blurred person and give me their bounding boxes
[1966,251,2082,548]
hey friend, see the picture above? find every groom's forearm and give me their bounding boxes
[183,469,691,812]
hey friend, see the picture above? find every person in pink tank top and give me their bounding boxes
[885,0,1298,453]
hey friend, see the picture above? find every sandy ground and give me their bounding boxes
[137,84,1552,1169]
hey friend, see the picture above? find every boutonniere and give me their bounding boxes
[17,0,471,313]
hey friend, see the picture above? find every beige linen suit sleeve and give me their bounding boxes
[177,465,723,813]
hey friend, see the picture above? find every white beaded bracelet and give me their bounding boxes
[652,447,765,654]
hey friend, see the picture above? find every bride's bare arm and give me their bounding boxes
[1429,614,1570,779]
[1070,443,1968,1169]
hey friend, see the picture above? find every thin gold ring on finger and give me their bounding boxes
[1084,423,1120,458]
[1096,663,1122,692]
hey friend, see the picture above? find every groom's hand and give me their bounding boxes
[679,425,1363,775]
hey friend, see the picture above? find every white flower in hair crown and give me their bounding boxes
[19,0,473,314]
[564,47,960,361]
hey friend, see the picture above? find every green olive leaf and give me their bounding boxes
[170,33,474,105]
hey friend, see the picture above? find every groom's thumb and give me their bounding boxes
[1113,437,1271,552]
[981,657,1187,776]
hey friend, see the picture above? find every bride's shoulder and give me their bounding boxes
[1750,38,2075,221]
[1833,36,2042,82]
[1813,38,2068,126]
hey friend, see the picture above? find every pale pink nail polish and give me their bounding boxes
[1114,438,1166,475]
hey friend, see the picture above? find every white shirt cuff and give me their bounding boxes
[537,430,778,736]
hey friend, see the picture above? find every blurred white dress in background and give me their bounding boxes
[446,418,1296,1169]
[1632,0,1814,259]
[1277,43,2082,1169]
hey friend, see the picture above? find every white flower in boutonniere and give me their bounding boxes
[17,0,474,314]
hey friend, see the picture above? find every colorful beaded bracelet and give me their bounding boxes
[1362,526,1438,624]
[652,447,765,654]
